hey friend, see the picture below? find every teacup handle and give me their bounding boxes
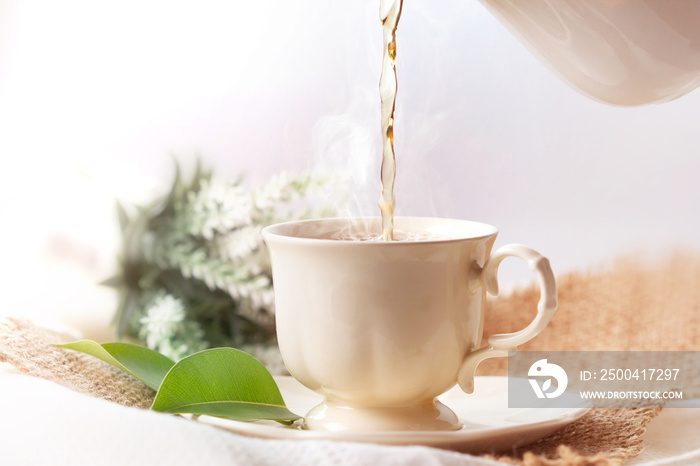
[458,244,557,394]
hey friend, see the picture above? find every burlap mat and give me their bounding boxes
[1,253,699,465]
[0,318,154,410]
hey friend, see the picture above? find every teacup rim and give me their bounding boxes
[261,216,499,245]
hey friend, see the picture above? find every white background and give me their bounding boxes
[1,0,698,337]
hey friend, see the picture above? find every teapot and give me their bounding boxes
[478,0,700,105]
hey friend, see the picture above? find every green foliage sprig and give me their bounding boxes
[105,160,336,363]
[57,340,301,423]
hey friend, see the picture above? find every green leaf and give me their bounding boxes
[56,340,175,391]
[151,347,300,422]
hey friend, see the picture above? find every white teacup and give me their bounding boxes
[262,217,557,432]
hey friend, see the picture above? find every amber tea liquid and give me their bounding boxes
[378,0,403,241]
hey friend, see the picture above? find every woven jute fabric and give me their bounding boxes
[476,253,700,465]
[1,253,698,465]
[0,317,154,409]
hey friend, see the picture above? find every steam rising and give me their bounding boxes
[311,87,380,220]
[309,1,451,231]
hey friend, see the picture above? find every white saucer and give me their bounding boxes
[196,376,590,453]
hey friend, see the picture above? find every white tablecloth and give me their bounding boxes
[0,364,502,466]
[1,362,698,466]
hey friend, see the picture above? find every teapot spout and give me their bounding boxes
[478,0,700,106]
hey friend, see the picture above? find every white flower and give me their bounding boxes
[138,293,186,349]
[181,179,253,239]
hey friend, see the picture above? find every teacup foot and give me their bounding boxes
[303,398,462,432]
